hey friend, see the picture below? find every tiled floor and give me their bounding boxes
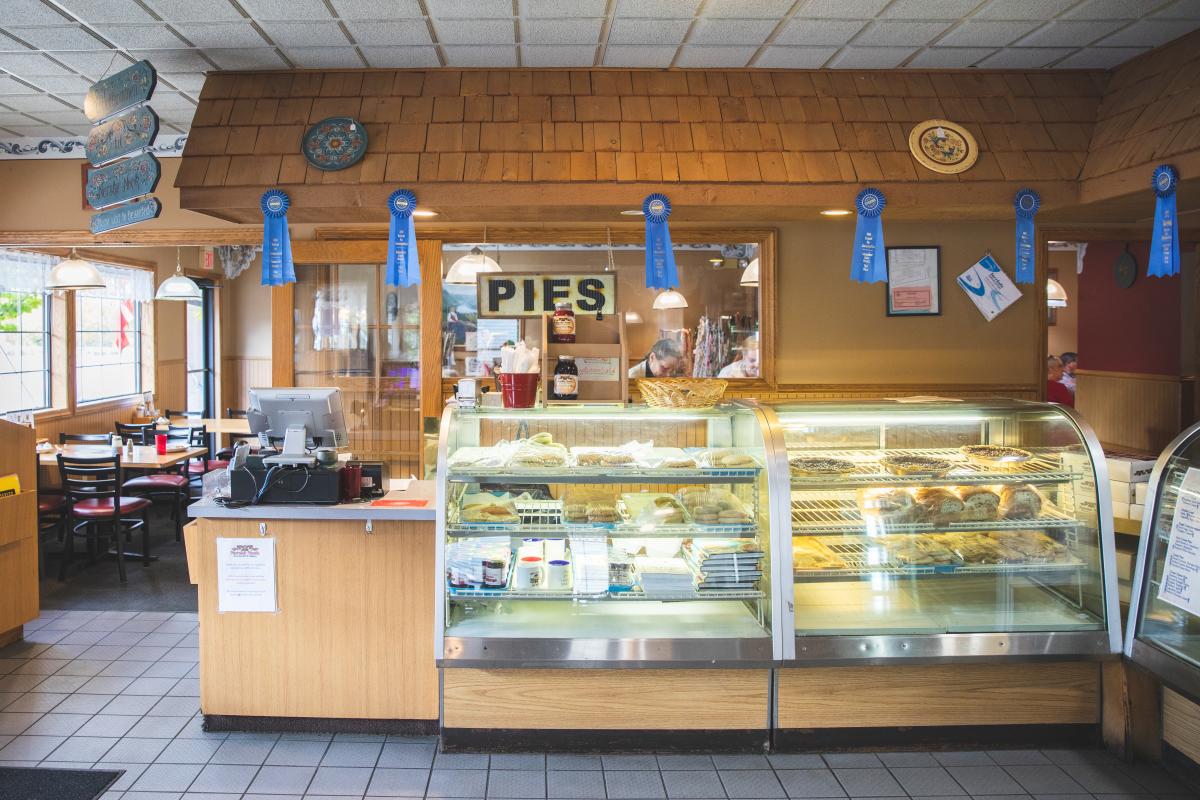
[1,610,1196,800]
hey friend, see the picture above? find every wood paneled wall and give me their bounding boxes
[34,398,141,444]
[222,357,271,414]
[1075,370,1182,452]
[156,358,186,413]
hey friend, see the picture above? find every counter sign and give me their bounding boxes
[478,273,616,318]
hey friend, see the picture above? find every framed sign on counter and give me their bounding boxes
[886,246,941,317]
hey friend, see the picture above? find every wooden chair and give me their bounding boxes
[59,432,112,445]
[57,452,151,583]
[182,426,230,486]
[115,421,155,445]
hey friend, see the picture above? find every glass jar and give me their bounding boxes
[551,301,576,343]
[552,355,579,400]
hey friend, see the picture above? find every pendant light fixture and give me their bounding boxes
[1046,278,1068,308]
[740,257,760,287]
[445,225,501,284]
[652,289,689,310]
[45,248,106,291]
[155,247,202,302]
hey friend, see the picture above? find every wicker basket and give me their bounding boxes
[637,378,728,409]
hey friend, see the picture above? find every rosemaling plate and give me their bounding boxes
[86,104,158,166]
[84,60,156,124]
[302,116,368,171]
[90,197,162,234]
[85,152,160,210]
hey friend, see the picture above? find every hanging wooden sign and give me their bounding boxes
[86,105,158,166]
[85,152,160,210]
[84,60,156,124]
[90,197,162,234]
[477,273,617,318]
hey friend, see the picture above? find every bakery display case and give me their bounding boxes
[435,402,782,667]
[763,399,1120,662]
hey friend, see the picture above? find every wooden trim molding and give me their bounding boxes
[1075,369,1183,383]
[316,225,780,245]
[270,284,295,387]
[0,229,261,247]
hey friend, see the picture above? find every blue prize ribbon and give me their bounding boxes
[386,189,421,287]
[259,189,295,286]
[643,193,679,290]
[1150,164,1179,278]
[851,188,887,284]
[1013,189,1040,285]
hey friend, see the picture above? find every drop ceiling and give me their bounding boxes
[1,0,1198,140]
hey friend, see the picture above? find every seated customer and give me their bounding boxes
[1059,351,1077,394]
[718,336,760,379]
[628,338,686,378]
[1046,355,1074,407]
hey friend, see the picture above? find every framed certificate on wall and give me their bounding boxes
[886,246,941,316]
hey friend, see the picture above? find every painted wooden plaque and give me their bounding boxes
[302,117,368,170]
[84,60,157,124]
[86,105,158,166]
[90,197,162,234]
[85,152,160,210]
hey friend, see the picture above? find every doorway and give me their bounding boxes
[185,280,216,417]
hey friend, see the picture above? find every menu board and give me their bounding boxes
[1159,467,1200,616]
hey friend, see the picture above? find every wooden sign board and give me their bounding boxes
[478,273,616,318]
[85,152,160,210]
[84,60,156,124]
[86,105,158,166]
[90,197,162,234]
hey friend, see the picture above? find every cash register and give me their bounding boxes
[229,387,349,505]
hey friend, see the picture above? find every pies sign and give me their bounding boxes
[908,119,979,174]
[478,273,616,318]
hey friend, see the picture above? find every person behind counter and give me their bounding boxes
[1059,351,1077,395]
[718,336,760,379]
[1046,355,1074,407]
[628,338,686,379]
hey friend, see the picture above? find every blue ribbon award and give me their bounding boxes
[1013,188,1040,285]
[643,193,679,290]
[260,189,295,286]
[1150,164,1180,278]
[386,189,421,287]
[851,188,887,284]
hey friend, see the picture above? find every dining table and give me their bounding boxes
[39,444,209,470]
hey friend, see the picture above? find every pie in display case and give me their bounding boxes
[435,403,783,667]
[762,399,1121,661]
[1126,421,1200,700]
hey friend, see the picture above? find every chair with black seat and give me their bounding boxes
[115,421,155,445]
[59,432,113,445]
[215,409,248,460]
[122,466,189,543]
[36,492,66,579]
[182,426,230,489]
[57,452,151,583]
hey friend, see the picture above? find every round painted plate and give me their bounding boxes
[302,116,368,171]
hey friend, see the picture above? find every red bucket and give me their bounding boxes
[498,372,539,408]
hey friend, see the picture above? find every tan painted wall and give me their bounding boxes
[1047,249,1078,358]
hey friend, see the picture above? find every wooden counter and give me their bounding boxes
[0,420,37,648]
[185,482,437,732]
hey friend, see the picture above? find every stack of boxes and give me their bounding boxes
[1107,450,1157,521]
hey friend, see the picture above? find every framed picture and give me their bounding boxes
[886,246,941,316]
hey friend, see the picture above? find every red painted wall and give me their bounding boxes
[1077,241,1182,376]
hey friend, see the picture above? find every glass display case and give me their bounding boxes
[435,403,783,667]
[763,399,1120,662]
[1126,422,1200,699]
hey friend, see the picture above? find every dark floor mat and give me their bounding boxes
[0,767,122,800]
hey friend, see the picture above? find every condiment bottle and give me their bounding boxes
[552,355,579,401]
[551,301,576,343]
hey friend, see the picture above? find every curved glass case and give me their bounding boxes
[435,403,781,667]
[763,399,1120,662]
[1126,422,1200,700]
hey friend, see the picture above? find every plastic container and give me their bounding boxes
[498,372,539,408]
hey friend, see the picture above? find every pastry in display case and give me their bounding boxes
[763,399,1120,661]
[435,403,782,667]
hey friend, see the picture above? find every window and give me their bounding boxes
[74,264,153,404]
[186,283,215,416]
[0,249,54,414]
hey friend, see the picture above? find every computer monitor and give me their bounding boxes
[247,387,349,466]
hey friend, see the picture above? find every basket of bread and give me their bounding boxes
[637,378,727,409]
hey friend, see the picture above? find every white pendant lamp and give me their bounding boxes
[1047,278,1068,308]
[155,248,202,301]
[652,289,689,310]
[624,310,643,324]
[445,226,501,284]
[46,248,106,291]
[740,257,760,287]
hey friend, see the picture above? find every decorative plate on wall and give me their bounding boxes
[1114,248,1138,289]
[908,119,979,174]
[302,116,368,171]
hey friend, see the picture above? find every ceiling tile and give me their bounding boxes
[238,0,335,21]
[673,45,758,67]
[602,44,677,67]
[853,21,953,47]
[173,23,270,49]
[435,19,516,44]
[1098,19,1198,46]
[0,93,77,112]
[426,0,514,17]
[52,50,134,78]
[828,46,919,68]
[359,46,440,67]
[936,20,1041,47]
[687,19,778,45]
[882,0,981,18]
[283,47,364,68]
[522,0,608,15]
[25,74,93,94]
[441,45,518,66]
[201,48,288,70]
[329,0,425,17]
[1065,0,1171,19]
[30,109,91,123]
[0,76,41,94]
[0,112,35,125]
[607,18,690,45]
[3,1,72,26]
[906,47,997,67]
[0,52,76,77]
[796,0,890,18]
[1015,20,1126,47]
[1055,46,1150,67]
[258,21,351,48]
[144,0,246,23]
[753,45,838,68]
[1156,0,1200,18]
[520,18,603,44]
[974,0,1078,20]
[776,19,867,46]
[150,91,199,110]
[92,25,190,50]
[520,45,597,66]
[128,48,213,72]
[4,25,109,51]
[0,33,35,53]
[613,0,702,18]
[704,0,795,16]
[343,20,432,47]
[4,125,75,137]
[976,46,1075,67]
[58,0,160,24]
[160,73,206,93]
